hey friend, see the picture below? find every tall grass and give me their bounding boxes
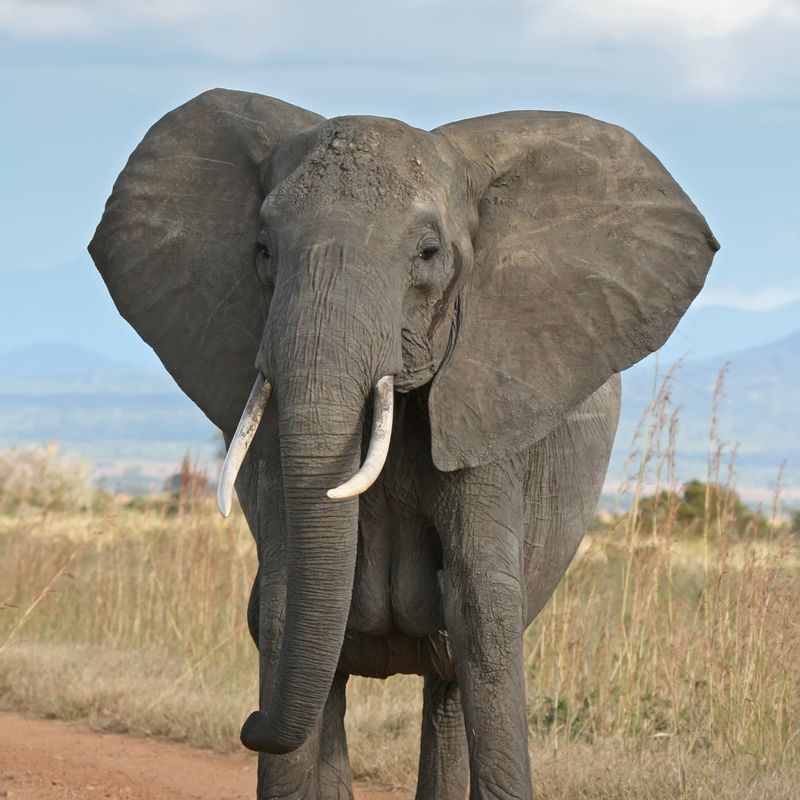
[523,365,798,765]
[0,499,258,745]
[0,369,798,798]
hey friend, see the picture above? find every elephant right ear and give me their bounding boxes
[89,89,324,434]
[429,111,719,471]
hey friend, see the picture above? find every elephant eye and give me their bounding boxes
[419,245,440,261]
[255,237,275,288]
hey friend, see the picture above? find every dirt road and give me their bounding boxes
[0,712,408,799]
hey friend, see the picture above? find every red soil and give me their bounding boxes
[0,711,408,800]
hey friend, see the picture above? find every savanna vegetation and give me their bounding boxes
[1,373,798,799]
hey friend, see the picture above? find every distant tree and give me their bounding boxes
[679,479,757,535]
[163,452,212,511]
[636,480,764,539]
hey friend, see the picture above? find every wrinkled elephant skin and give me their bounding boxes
[89,89,718,799]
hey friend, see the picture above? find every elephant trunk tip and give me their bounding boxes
[240,710,304,755]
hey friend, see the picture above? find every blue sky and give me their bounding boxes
[1,0,799,367]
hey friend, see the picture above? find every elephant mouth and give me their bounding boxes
[217,374,395,516]
[394,364,435,393]
[396,292,461,394]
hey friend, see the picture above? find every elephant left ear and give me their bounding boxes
[88,89,323,439]
[429,111,719,471]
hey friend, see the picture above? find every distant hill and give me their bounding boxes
[1,258,164,370]
[0,343,216,491]
[0,342,171,394]
[613,330,800,498]
[1,334,797,499]
[656,299,800,362]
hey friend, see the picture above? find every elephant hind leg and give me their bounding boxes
[416,676,468,800]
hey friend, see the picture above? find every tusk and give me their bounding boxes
[217,374,272,518]
[327,375,394,500]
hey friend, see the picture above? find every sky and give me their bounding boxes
[1,0,799,367]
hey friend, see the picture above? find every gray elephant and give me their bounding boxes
[89,89,718,799]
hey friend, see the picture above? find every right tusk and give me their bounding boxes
[327,375,394,500]
[217,374,272,518]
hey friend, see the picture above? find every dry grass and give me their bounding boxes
[1,370,798,797]
[1,499,797,797]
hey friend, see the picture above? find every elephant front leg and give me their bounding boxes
[257,732,322,799]
[255,567,323,799]
[319,673,354,799]
[416,676,469,800]
[435,469,532,800]
[256,675,353,800]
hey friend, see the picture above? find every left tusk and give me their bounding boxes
[327,375,394,500]
[217,374,272,518]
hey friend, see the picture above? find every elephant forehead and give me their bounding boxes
[270,119,434,213]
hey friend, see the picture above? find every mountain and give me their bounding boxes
[613,330,800,498]
[656,300,800,362]
[1,258,163,370]
[0,342,131,376]
[5,260,800,369]
[0,342,171,394]
[0,343,216,490]
[1,332,797,499]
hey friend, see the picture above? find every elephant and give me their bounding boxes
[89,89,718,799]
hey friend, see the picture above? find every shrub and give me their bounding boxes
[633,480,767,539]
[0,443,94,513]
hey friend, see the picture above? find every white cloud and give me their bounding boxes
[524,0,800,98]
[544,0,793,40]
[0,1,798,98]
[696,284,800,311]
[0,1,95,36]
[5,0,795,44]
[0,1,283,59]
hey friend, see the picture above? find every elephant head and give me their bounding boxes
[89,89,718,754]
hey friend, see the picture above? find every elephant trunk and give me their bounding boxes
[231,378,394,753]
[228,242,399,754]
[240,385,363,753]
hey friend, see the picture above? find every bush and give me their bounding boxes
[0,443,94,513]
[633,479,768,539]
